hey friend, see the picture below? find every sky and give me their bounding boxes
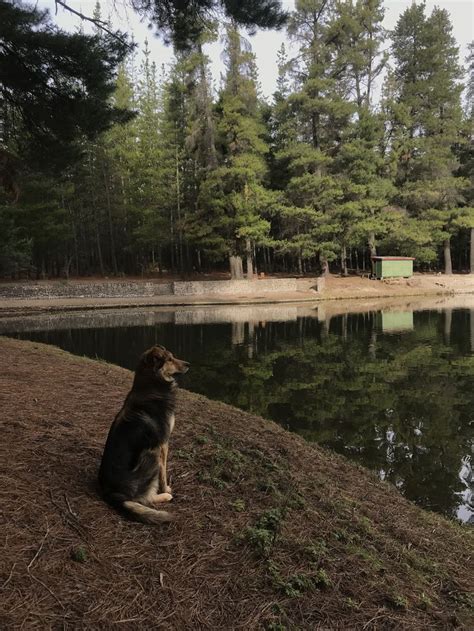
[39,0,473,100]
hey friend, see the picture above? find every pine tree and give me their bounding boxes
[389,4,467,273]
[197,25,274,278]
[0,0,130,176]
[180,30,219,272]
[273,0,355,275]
[154,57,189,273]
[336,0,387,109]
[132,41,167,273]
[333,0,391,268]
[459,43,474,271]
[465,42,474,119]
[130,0,287,49]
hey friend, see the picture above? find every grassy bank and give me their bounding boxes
[0,337,473,629]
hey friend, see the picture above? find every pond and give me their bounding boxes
[2,298,473,524]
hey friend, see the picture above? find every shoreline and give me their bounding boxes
[2,273,474,317]
[2,293,474,335]
[1,336,473,629]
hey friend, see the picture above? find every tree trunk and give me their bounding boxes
[247,321,255,359]
[368,233,376,276]
[444,309,452,345]
[158,248,163,276]
[342,313,348,341]
[95,230,104,276]
[103,168,118,275]
[443,238,453,275]
[470,310,474,353]
[320,256,330,276]
[229,255,244,279]
[175,140,184,274]
[368,328,377,359]
[231,321,245,346]
[246,239,254,278]
[341,244,348,276]
[470,228,474,273]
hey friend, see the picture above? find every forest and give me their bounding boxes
[1,0,473,279]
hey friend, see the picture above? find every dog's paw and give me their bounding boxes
[153,492,173,504]
[165,485,172,495]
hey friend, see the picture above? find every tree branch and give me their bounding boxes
[54,0,130,47]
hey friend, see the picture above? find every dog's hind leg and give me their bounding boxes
[122,500,172,524]
[150,492,173,504]
[140,474,172,506]
[158,443,171,494]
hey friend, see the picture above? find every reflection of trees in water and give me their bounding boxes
[458,456,474,524]
[185,311,474,521]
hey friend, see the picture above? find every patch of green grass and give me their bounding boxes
[348,545,385,572]
[268,561,331,597]
[357,515,375,534]
[263,604,290,631]
[385,593,409,610]
[257,479,279,494]
[444,587,474,610]
[344,597,361,611]
[229,499,246,512]
[197,470,227,489]
[175,448,195,461]
[70,546,87,563]
[333,528,358,544]
[265,624,287,631]
[239,508,285,558]
[197,443,248,488]
[217,446,244,461]
[304,539,328,563]
[417,592,433,611]
[195,435,209,445]
[287,492,306,510]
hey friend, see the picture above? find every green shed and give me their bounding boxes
[371,256,415,280]
[377,310,414,332]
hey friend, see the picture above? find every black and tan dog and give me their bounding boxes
[98,345,189,524]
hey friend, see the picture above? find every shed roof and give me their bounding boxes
[371,256,415,261]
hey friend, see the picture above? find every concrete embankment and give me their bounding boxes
[2,274,474,316]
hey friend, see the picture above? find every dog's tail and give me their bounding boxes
[122,500,172,524]
[104,492,172,525]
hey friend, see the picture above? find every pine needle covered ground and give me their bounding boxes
[0,337,473,629]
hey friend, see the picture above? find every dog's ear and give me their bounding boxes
[152,355,165,370]
[142,349,164,370]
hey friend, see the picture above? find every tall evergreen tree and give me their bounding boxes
[132,42,168,272]
[130,0,287,49]
[273,0,355,274]
[0,0,130,178]
[388,3,467,273]
[197,25,273,278]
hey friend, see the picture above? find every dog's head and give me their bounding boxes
[138,345,190,385]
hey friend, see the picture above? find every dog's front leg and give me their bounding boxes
[158,443,171,494]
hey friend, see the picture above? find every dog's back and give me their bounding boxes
[98,345,189,524]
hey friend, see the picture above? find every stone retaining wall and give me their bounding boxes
[0,281,173,300]
[0,278,303,300]
[172,278,297,295]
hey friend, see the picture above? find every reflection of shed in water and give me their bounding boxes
[377,311,414,332]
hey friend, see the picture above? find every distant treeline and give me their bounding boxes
[1,0,473,279]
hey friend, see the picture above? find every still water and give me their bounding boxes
[2,300,474,523]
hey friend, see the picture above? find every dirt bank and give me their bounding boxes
[1,274,474,317]
[0,338,473,629]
